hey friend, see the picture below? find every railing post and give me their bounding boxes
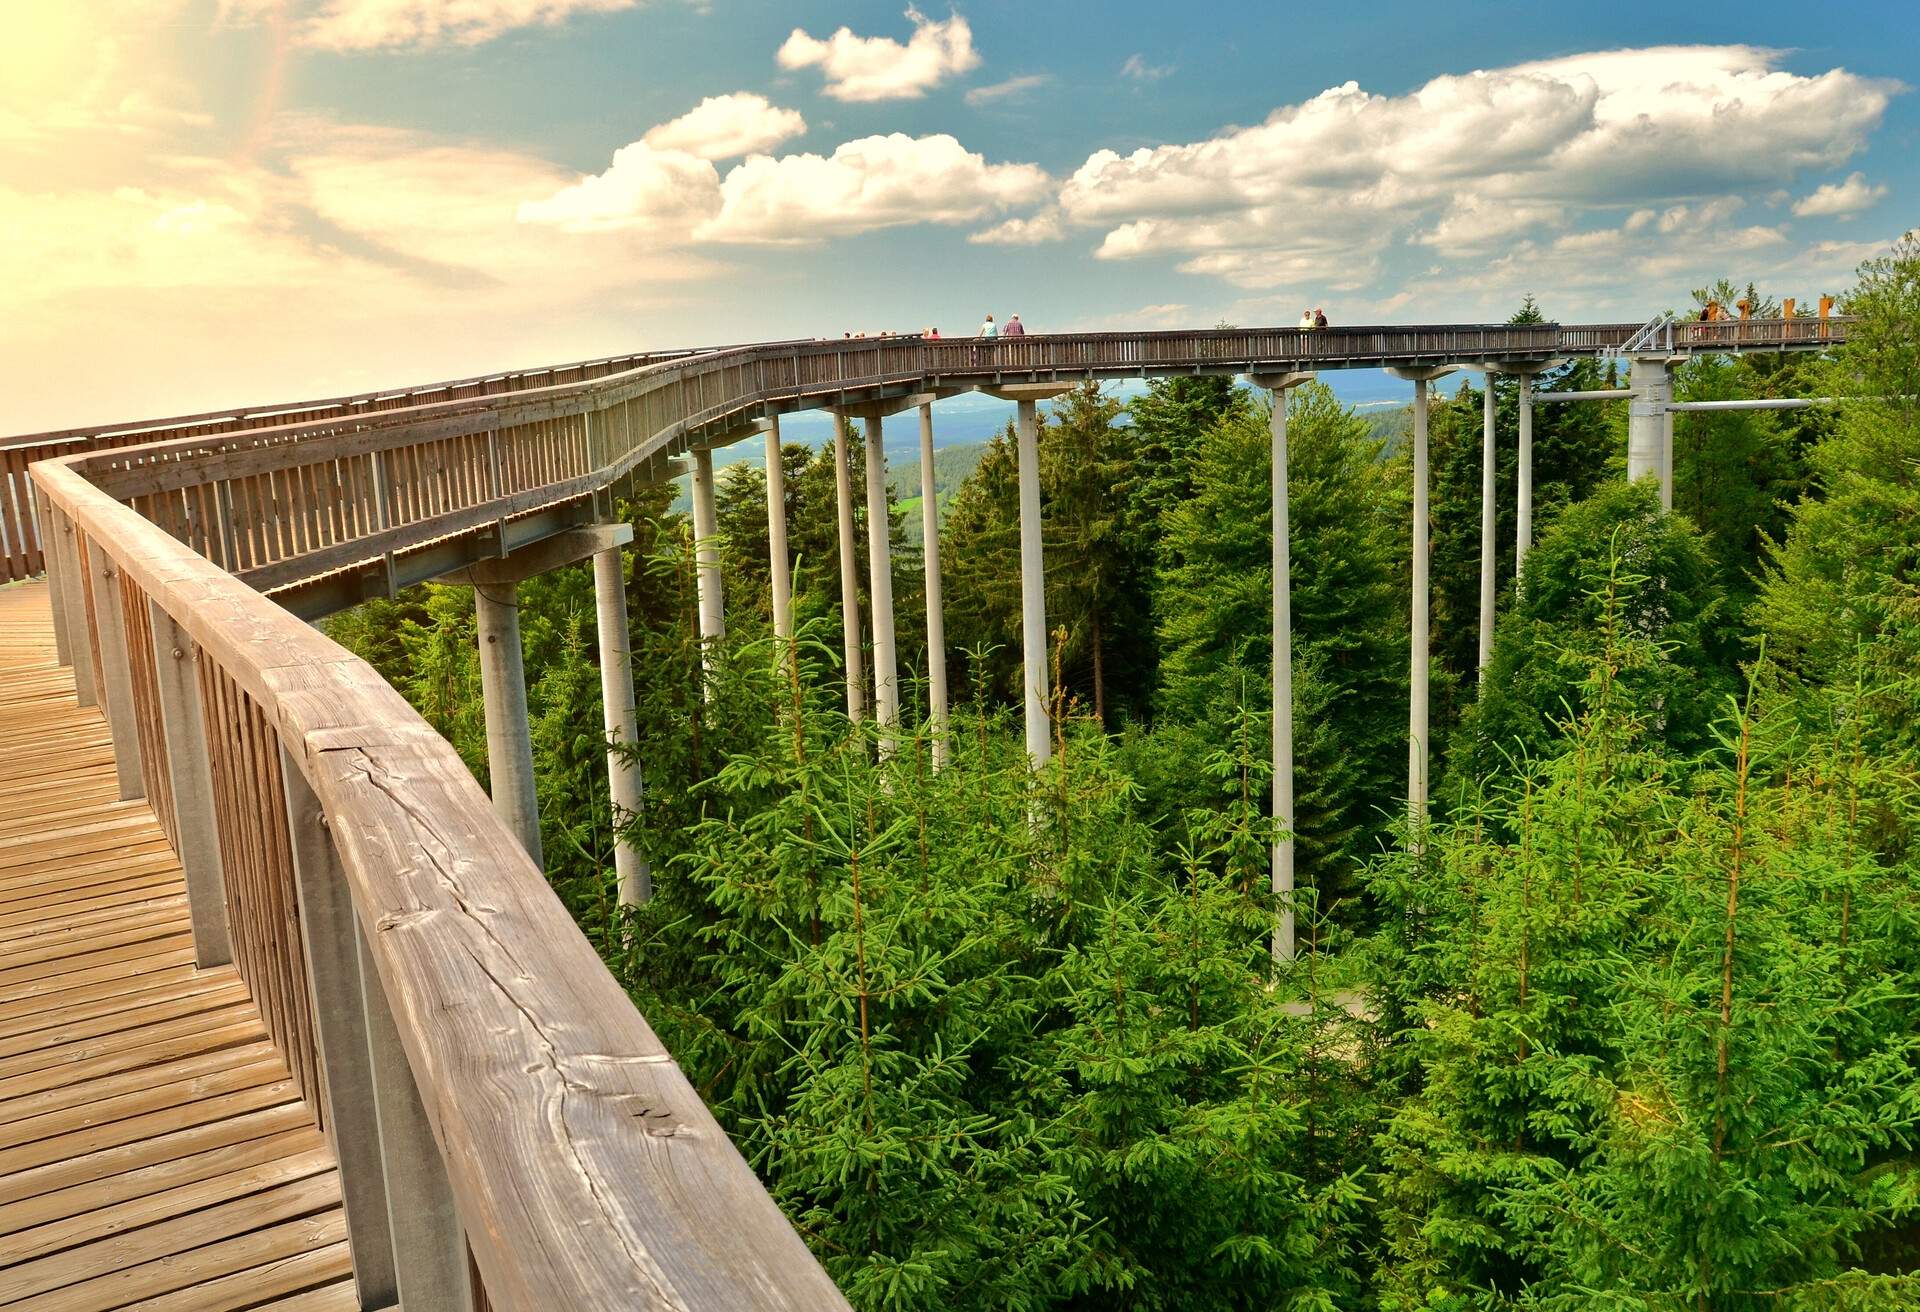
[50,507,98,706]
[32,487,72,667]
[358,920,476,1309]
[148,601,232,968]
[84,538,145,800]
[281,748,400,1308]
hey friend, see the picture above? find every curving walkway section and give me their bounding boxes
[0,582,355,1311]
[2,318,1851,1309]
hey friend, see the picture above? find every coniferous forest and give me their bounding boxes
[327,238,1920,1309]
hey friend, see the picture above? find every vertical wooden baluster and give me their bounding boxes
[84,539,145,800]
[149,601,232,968]
[281,748,401,1307]
[357,919,476,1307]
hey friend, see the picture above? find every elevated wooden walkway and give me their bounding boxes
[0,582,357,1310]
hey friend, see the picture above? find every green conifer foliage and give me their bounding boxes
[1754,232,1920,771]
[1154,382,1408,912]
[1458,481,1737,787]
[1374,547,1920,1310]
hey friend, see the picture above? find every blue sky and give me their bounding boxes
[2,1,1914,430]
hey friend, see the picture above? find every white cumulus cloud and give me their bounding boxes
[699,133,1049,243]
[518,128,1049,245]
[515,140,720,234]
[1792,171,1888,217]
[777,6,980,102]
[295,0,639,50]
[642,93,805,160]
[1043,45,1900,293]
[969,211,1063,245]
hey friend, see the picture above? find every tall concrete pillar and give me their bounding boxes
[690,447,725,696]
[448,525,632,871]
[1410,380,1431,827]
[864,414,899,757]
[1516,373,1534,583]
[762,417,794,677]
[593,546,648,907]
[1478,374,1497,680]
[1252,371,1313,963]
[1627,354,1671,501]
[832,415,867,723]
[919,402,950,770]
[1387,365,1454,830]
[1015,397,1050,769]
[475,580,542,865]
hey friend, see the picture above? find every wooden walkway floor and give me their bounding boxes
[0,583,358,1310]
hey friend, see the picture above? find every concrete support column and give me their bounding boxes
[1627,354,1671,499]
[1388,365,1454,830]
[1478,374,1497,680]
[1516,374,1534,583]
[1410,381,1431,827]
[863,413,899,755]
[762,417,794,676]
[1015,398,1050,769]
[832,415,866,723]
[690,446,725,694]
[475,580,542,865]
[919,402,950,770]
[593,546,648,907]
[1252,371,1313,963]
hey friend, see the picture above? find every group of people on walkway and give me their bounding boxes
[977,313,1026,337]
[1298,308,1330,329]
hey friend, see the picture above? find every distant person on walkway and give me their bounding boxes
[1298,308,1315,329]
[1314,308,1328,329]
[979,313,999,337]
[1003,314,1026,337]
[926,326,941,339]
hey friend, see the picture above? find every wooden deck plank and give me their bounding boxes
[0,1126,323,1238]
[0,974,247,1059]
[119,1243,355,1312]
[0,1049,286,1144]
[0,583,359,1310]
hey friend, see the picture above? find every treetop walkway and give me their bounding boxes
[0,315,1849,1309]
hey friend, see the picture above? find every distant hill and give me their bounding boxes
[889,441,990,543]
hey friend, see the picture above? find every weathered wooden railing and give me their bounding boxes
[33,456,854,1306]
[16,315,1855,1308]
[0,339,813,583]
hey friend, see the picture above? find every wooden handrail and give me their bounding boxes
[33,457,851,1310]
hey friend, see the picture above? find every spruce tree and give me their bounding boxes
[1155,382,1407,912]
